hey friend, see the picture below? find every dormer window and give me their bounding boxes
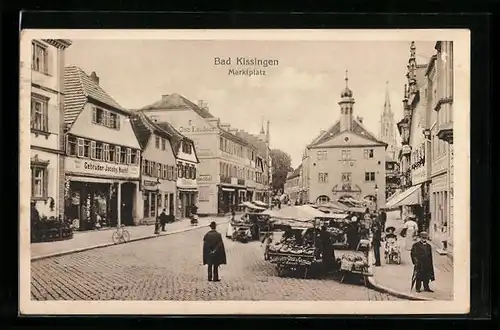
[92,106,120,129]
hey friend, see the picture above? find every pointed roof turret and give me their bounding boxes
[341,69,353,98]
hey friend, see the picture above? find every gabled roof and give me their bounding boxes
[64,66,128,129]
[139,93,214,119]
[155,121,200,163]
[235,130,268,155]
[130,111,181,150]
[308,118,386,148]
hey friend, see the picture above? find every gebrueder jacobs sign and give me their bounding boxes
[66,158,140,179]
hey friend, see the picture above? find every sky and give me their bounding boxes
[66,39,436,168]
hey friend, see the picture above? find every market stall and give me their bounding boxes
[338,239,372,285]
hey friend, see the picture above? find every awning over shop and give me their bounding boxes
[384,184,422,209]
[222,188,235,192]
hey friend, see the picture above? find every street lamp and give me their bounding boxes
[374,184,379,212]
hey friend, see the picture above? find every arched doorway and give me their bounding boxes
[316,195,330,205]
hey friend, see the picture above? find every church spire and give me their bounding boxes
[260,118,265,134]
[384,81,392,114]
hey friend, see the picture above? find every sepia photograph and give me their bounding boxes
[19,29,470,315]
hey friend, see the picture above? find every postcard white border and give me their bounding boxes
[19,29,470,315]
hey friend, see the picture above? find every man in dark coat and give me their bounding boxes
[159,209,168,232]
[371,220,383,266]
[410,231,435,292]
[203,221,227,282]
[379,210,387,231]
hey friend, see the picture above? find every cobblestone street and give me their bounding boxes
[31,223,400,301]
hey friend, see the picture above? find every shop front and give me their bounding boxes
[177,177,198,218]
[139,176,176,225]
[64,157,140,231]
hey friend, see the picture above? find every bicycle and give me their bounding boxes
[112,224,130,244]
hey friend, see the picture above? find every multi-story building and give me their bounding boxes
[390,42,432,232]
[391,41,454,255]
[303,74,387,208]
[29,39,72,219]
[63,67,142,230]
[284,165,302,204]
[428,41,454,253]
[130,112,179,224]
[136,93,270,215]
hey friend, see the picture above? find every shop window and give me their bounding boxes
[164,194,169,211]
[31,165,48,198]
[143,193,150,218]
[66,136,77,156]
[161,138,166,150]
[365,172,375,182]
[126,148,132,165]
[155,136,160,148]
[31,96,49,132]
[318,173,328,183]
[150,192,157,217]
[364,149,374,159]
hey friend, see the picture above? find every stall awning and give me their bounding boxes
[385,184,422,208]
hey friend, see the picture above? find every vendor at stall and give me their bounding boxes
[346,216,361,250]
[319,226,336,272]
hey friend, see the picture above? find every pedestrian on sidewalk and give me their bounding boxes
[410,231,435,293]
[203,221,227,282]
[159,209,168,232]
[401,215,419,251]
[379,210,387,231]
[371,220,383,266]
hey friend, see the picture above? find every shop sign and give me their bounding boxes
[178,125,218,134]
[66,158,139,179]
[179,178,197,188]
[142,179,159,187]
[198,174,212,182]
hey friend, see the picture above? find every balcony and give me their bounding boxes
[437,122,453,144]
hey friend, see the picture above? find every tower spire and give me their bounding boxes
[345,69,349,87]
[384,81,392,113]
[260,118,265,134]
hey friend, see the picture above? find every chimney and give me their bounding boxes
[357,116,363,123]
[198,100,209,112]
[90,71,100,85]
[162,94,169,101]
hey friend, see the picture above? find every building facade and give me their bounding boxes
[284,165,302,204]
[136,94,270,215]
[173,136,199,218]
[63,67,142,230]
[392,41,454,254]
[303,75,387,208]
[130,112,179,225]
[30,39,72,219]
[428,41,454,252]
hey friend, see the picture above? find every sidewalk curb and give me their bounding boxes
[31,219,228,262]
[366,251,433,301]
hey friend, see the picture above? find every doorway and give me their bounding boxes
[121,182,136,226]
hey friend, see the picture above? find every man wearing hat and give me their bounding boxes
[203,221,227,282]
[410,231,435,292]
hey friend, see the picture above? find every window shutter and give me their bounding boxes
[44,47,51,75]
[135,150,141,165]
[126,148,132,165]
[65,135,70,155]
[90,141,96,159]
[116,146,121,163]
[92,107,97,124]
[77,138,84,157]
[43,101,49,132]
[116,116,120,130]
[43,167,49,198]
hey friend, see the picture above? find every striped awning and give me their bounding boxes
[384,184,422,209]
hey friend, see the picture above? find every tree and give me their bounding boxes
[270,149,293,192]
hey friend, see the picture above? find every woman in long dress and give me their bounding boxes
[401,216,419,251]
